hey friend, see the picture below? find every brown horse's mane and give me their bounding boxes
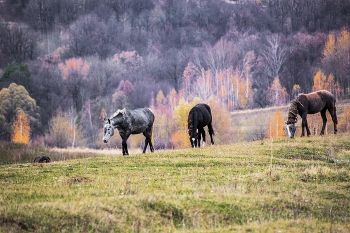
[286,99,299,124]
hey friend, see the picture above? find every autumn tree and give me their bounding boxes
[337,105,350,133]
[58,57,90,111]
[0,83,40,141]
[171,98,202,148]
[11,110,30,144]
[267,110,285,139]
[268,77,289,106]
[313,70,340,97]
[46,110,84,148]
[322,29,350,96]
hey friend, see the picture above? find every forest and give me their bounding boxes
[0,0,350,149]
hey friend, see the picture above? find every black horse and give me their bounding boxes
[188,103,215,148]
[285,90,338,138]
[103,108,155,155]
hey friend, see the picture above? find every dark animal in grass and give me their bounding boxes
[188,103,215,148]
[33,156,51,163]
[103,108,155,155]
[285,90,338,138]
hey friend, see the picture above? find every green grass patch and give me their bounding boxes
[0,134,350,232]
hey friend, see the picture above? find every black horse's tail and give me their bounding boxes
[204,104,215,136]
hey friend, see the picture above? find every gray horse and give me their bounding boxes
[103,108,155,155]
[285,90,338,138]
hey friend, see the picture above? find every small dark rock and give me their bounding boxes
[33,156,51,163]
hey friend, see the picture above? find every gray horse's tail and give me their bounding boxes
[150,124,154,145]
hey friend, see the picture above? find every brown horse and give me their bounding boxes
[285,90,338,138]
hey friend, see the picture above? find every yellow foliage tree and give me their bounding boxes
[207,97,233,144]
[267,110,285,139]
[268,77,289,106]
[172,98,202,148]
[11,110,30,144]
[313,70,328,91]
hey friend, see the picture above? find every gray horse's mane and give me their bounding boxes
[111,108,126,119]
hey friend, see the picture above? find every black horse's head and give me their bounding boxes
[103,119,115,143]
[189,130,198,148]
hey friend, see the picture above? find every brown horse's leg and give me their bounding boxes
[329,106,338,134]
[320,109,327,135]
[301,114,308,136]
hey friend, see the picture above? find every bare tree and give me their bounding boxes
[260,34,289,80]
[0,23,36,63]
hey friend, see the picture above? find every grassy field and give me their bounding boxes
[1,133,350,232]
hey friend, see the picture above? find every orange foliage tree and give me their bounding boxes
[58,58,90,110]
[313,70,341,97]
[338,105,350,133]
[11,110,30,144]
[267,110,285,139]
[322,29,350,96]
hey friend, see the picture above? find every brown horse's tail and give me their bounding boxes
[334,104,338,124]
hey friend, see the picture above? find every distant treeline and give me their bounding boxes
[0,0,349,147]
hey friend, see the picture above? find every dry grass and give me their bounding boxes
[0,133,349,232]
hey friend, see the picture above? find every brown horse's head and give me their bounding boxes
[285,121,296,138]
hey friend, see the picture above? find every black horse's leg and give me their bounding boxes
[320,109,327,135]
[200,127,206,143]
[208,122,215,144]
[197,129,202,147]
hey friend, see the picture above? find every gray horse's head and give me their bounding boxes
[103,119,114,143]
[285,121,296,138]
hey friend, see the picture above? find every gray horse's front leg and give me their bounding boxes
[121,133,130,156]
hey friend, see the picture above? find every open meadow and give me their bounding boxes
[1,133,350,232]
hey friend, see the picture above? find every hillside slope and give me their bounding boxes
[0,133,349,232]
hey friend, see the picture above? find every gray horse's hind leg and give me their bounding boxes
[142,131,154,153]
[320,109,327,135]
